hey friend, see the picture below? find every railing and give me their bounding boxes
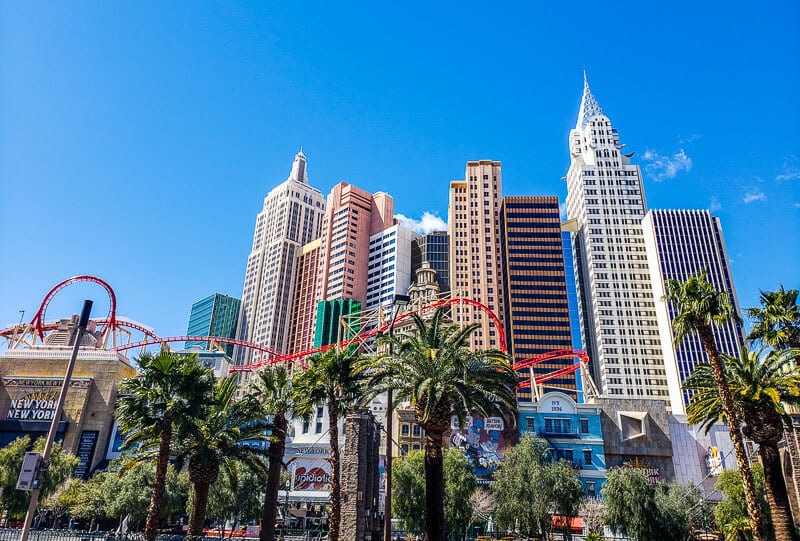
[538,426,579,437]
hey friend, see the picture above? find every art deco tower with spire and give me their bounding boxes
[235,150,326,363]
[565,74,669,400]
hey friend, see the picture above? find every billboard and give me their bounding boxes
[449,413,507,481]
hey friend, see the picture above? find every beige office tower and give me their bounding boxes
[235,150,326,364]
[564,74,668,399]
[448,160,505,350]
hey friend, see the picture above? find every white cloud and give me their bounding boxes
[743,191,766,204]
[642,148,692,181]
[776,159,800,182]
[793,202,800,209]
[709,196,722,212]
[395,212,447,234]
[678,134,701,145]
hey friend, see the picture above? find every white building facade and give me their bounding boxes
[236,151,326,363]
[564,75,668,399]
[365,224,419,310]
[642,209,745,414]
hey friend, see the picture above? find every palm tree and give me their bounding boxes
[293,347,363,541]
[663,271,766,541]
[747,286,800,350]
[116,351,216,541]
[174,376,269,541]
[684,346,800,541]
[357,307,518,541]
[246,364,306,541]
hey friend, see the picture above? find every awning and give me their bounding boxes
[278,490,329,503]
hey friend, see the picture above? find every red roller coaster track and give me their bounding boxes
[513,348,589,389]
[31,275,117,340]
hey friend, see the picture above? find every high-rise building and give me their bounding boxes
[564,75,668,399]
[500,196,576,401]
[448,160,505,350]
[316,182,394,306]
[185,293,241,356]
[642,209,745,414]
[366,224,419,311]
[236,150,326,363]
[411,231,450,294]
[287,238,322,355]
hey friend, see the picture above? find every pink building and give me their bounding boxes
[316,182,395,306]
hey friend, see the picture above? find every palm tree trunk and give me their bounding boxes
[697,324,766,541]
[423,428,446,541]
[328,396,341,541]
[144,418,172,541]
[261,413,288,541]
[188,480,212,541]
[760,443,798,541]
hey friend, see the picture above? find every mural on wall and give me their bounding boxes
[450,413,506,481]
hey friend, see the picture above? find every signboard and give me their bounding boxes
[623,457,661,484]
[450,414,507,481]
[74,430,99,479]
[6,389,59,421]
[705,446,723,476]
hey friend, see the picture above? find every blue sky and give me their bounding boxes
[1,1,798,340]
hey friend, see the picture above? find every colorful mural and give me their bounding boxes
[449,413,506,480]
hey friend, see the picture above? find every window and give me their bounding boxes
[401,444,409,456]
[315,407,324,433]
[412,425,421,437]
[561,449,573,462]
[587,481,596,498]
[580,418,589,433]
[401,424,410,437]
[583,449,592,466]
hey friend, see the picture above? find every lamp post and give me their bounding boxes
[20,300,92,541]
[383,294,409,541]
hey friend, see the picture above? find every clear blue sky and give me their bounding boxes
[1,1,798,340]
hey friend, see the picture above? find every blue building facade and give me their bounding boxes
[518,391,606,497]
[185,293,241,356]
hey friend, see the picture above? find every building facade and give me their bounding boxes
[0,317,136,479]
[185,293,241,356]
[448,160,505,350]
[411,231,450,294]
[518,392,607,497]
[236,150,326,362]
[564,75,667,400]
[642,209,745,414]
[365,224,419,311]
[288,238,323,355]
[500,196,576,401]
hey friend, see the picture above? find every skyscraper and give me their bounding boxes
[287,238,322,355]
[411,231,450,294]
[500,196,576,401]
[236,150,326,363]
[642,209,745,414]
[564,75,668,399]
[365,224,419,311]
[448,160,505,350]
[316,182,394,306]
[186,293,241,356]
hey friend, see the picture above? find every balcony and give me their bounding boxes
[538,426,580,438]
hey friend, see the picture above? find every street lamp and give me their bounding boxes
[19,300,92,541]
[383,294,409,541]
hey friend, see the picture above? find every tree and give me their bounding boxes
[684,346,800,541]
[578,498,605,535]
[206,460,263,537]
[294,346,364,541]
[392,450,426,532]
[469,489,495,530]
[0,436,78,519]
[602,467,660,541]
[492,434,583,537]
[246,364,305,541]
[390,448,477,537]
[443,448,477,539]
[715,466,773,541]
[116,351,216,541]
[358,308,518,541]
[663,271,766,541]
[654,482,707,541]
[175,376,269,541]
[747,286,800,350]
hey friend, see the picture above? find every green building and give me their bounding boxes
[313,299,361,347]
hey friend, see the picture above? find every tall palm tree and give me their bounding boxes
[174,376,269,541]
[293,347,363,541]
[357,307,518,541]
[747,286,800,350]
[246,364,306,541]
[116,351,216,541]
[663,271,766,541]
[684,346,800,541]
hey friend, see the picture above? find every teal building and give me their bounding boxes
[313,299,361,348]
[518,391,607,497]
[186,293,241,356]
